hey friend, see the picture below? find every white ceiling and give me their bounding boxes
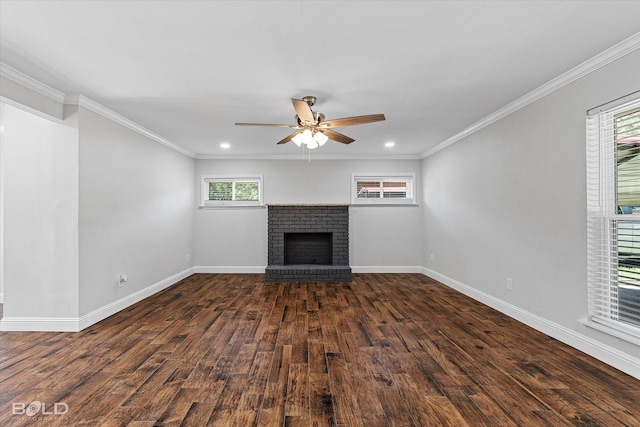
[1,1,639,158]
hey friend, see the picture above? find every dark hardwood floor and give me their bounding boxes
[0,273,638,426]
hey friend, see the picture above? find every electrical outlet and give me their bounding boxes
[186,253,190,262]
[118,273,128,287]
[506,278,513,291]
[429,254,434,262]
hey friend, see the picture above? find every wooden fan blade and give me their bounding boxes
[319,114,386,128]
[276,131,300,145]
[322,129,355,144]
[235,122,298,128]
[292,98,315,125]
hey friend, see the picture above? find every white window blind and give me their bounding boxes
[352,174,416,205]
[586,97,640,339]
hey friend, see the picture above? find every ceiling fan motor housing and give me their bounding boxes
[296,112,324,126]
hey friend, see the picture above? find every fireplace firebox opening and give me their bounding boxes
[284,232,332,265]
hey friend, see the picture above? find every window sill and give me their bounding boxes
[351,201,419,207]
[579,317,640,346]
[199,204,266,210]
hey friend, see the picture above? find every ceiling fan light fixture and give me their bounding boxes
[301,129,312,144]
[307,139,319,149]
[314,131,329,146]
[292,133,303,147]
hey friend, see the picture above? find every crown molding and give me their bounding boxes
[421,32,640,159]
[195,153,422,161]
[0,62,65,103]
[1,63,195,158]
[64,94,195,158]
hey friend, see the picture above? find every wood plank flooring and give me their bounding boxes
[0,273,639,426]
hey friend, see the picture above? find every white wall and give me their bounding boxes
[77,107,195,316]
[0,97,196,330]
[194,159,423,271]
[1,103,79,319]
[421,50,640,374]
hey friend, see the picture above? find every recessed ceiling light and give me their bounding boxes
[385,141,395,147]
[220,142,230,149]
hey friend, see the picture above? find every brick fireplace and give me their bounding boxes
[265,205,351,282]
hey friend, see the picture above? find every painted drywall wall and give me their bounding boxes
[2,103,79,318]
[77,106,195,316]
[194,159,423,270]
[422,50,640,365]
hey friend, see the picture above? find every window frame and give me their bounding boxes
[351,173,417,205]
[200,175,264,208]
[586,97,640,343]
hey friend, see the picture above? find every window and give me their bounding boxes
[200,175,263,207]
[352,174,416,204]
[586,96,640,340]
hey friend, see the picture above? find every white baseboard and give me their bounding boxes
[351,265,424,273]
[194,265,266,274]
[0,316,80,332]
[421,267,640,380]
[192,265,424,274]
[78,267,196,330]
[0,267,196,332]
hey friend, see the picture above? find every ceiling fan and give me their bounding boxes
[235,96,385,149]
